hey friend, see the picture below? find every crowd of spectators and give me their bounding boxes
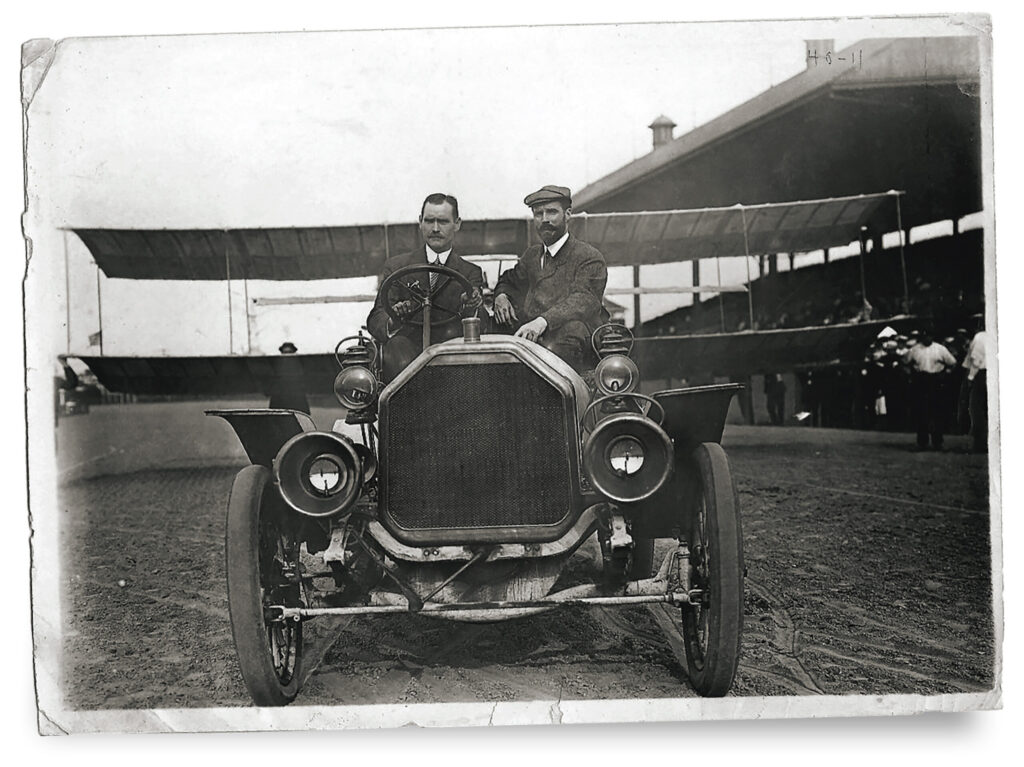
[859,327,961,437]
[642,230,983,337]
[851,320,987,449]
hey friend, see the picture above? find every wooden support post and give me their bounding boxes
[858,226,869,309]
[740,206,755,331]
[743,376,755,424]
[716,256,726,332]
[894,193,910,314]
[244,278,252,354]
[95,263,104,355]
[632,265,641,329]
[225,244,234,355]
[63,230,71,354]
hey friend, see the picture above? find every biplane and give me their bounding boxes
[68,191,920,398]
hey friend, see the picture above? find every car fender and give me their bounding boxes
[206,408,316,467]
[629,384,742,539]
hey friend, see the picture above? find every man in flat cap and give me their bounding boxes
[367,192,485,381]
[493,185,609,372]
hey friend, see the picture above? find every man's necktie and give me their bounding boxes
[429,259,439,288]
[541,248,550,270]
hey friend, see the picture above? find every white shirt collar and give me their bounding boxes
[425,245,452,265]
[545,230,570,258]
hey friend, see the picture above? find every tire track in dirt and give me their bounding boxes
[597,605,676,647]
[799,627,960,662]
[70,574,229,622]
[299,618,355,688]
[733,471,988,516]
[736,663,823,695]
[798,644,977,692]
[586,577,828,697]
[746,580,985,694]
[744,578,826,694]
[799,597,975,657]
[64,521,220,549]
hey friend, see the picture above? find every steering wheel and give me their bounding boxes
[379,263,476,349]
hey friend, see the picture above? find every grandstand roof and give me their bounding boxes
[575,37,983,234]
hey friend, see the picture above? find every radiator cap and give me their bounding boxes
[462,316,481,343]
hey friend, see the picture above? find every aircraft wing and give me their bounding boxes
[71,193,895,280]
[78,318,908,395]
[634,317,912,380]
[573,193,893,266]
[78,354,341,396]
[71,219,529,281]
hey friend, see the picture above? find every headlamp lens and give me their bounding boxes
[334,365,379,409]
[595,355,639,395]
[607,435,646,476]
[308,456,342,495]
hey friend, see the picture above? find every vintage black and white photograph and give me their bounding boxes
[22,12,1000,734]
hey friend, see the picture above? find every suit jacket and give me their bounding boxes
[493,234,609,333]
[366,248,486,348]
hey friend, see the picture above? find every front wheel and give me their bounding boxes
[680,442,744,696]
[225,464,304,706]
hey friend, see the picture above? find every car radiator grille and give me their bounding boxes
[382,362,572,534]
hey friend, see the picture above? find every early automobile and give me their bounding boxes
[209,263,744,706]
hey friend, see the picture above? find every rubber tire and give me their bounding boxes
[225,464,303,706]
[681,442,744,697]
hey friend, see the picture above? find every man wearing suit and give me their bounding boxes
[493,185,609,372]
[367,193,485,381]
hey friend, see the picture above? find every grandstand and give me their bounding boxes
[570,35,985,428]
[641,228,984,339]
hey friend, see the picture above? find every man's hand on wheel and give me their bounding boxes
[460,287,483,316]
[515,317,548,343]
[392,299,420,321]
[494,293,518,325]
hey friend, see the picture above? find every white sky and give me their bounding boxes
[30,25,817,227]
[23,14,986,356]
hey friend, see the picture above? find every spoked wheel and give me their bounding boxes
[225,464,304,706]
[680,442,744,696]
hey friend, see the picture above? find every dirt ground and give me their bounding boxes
[56,423,994,709]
